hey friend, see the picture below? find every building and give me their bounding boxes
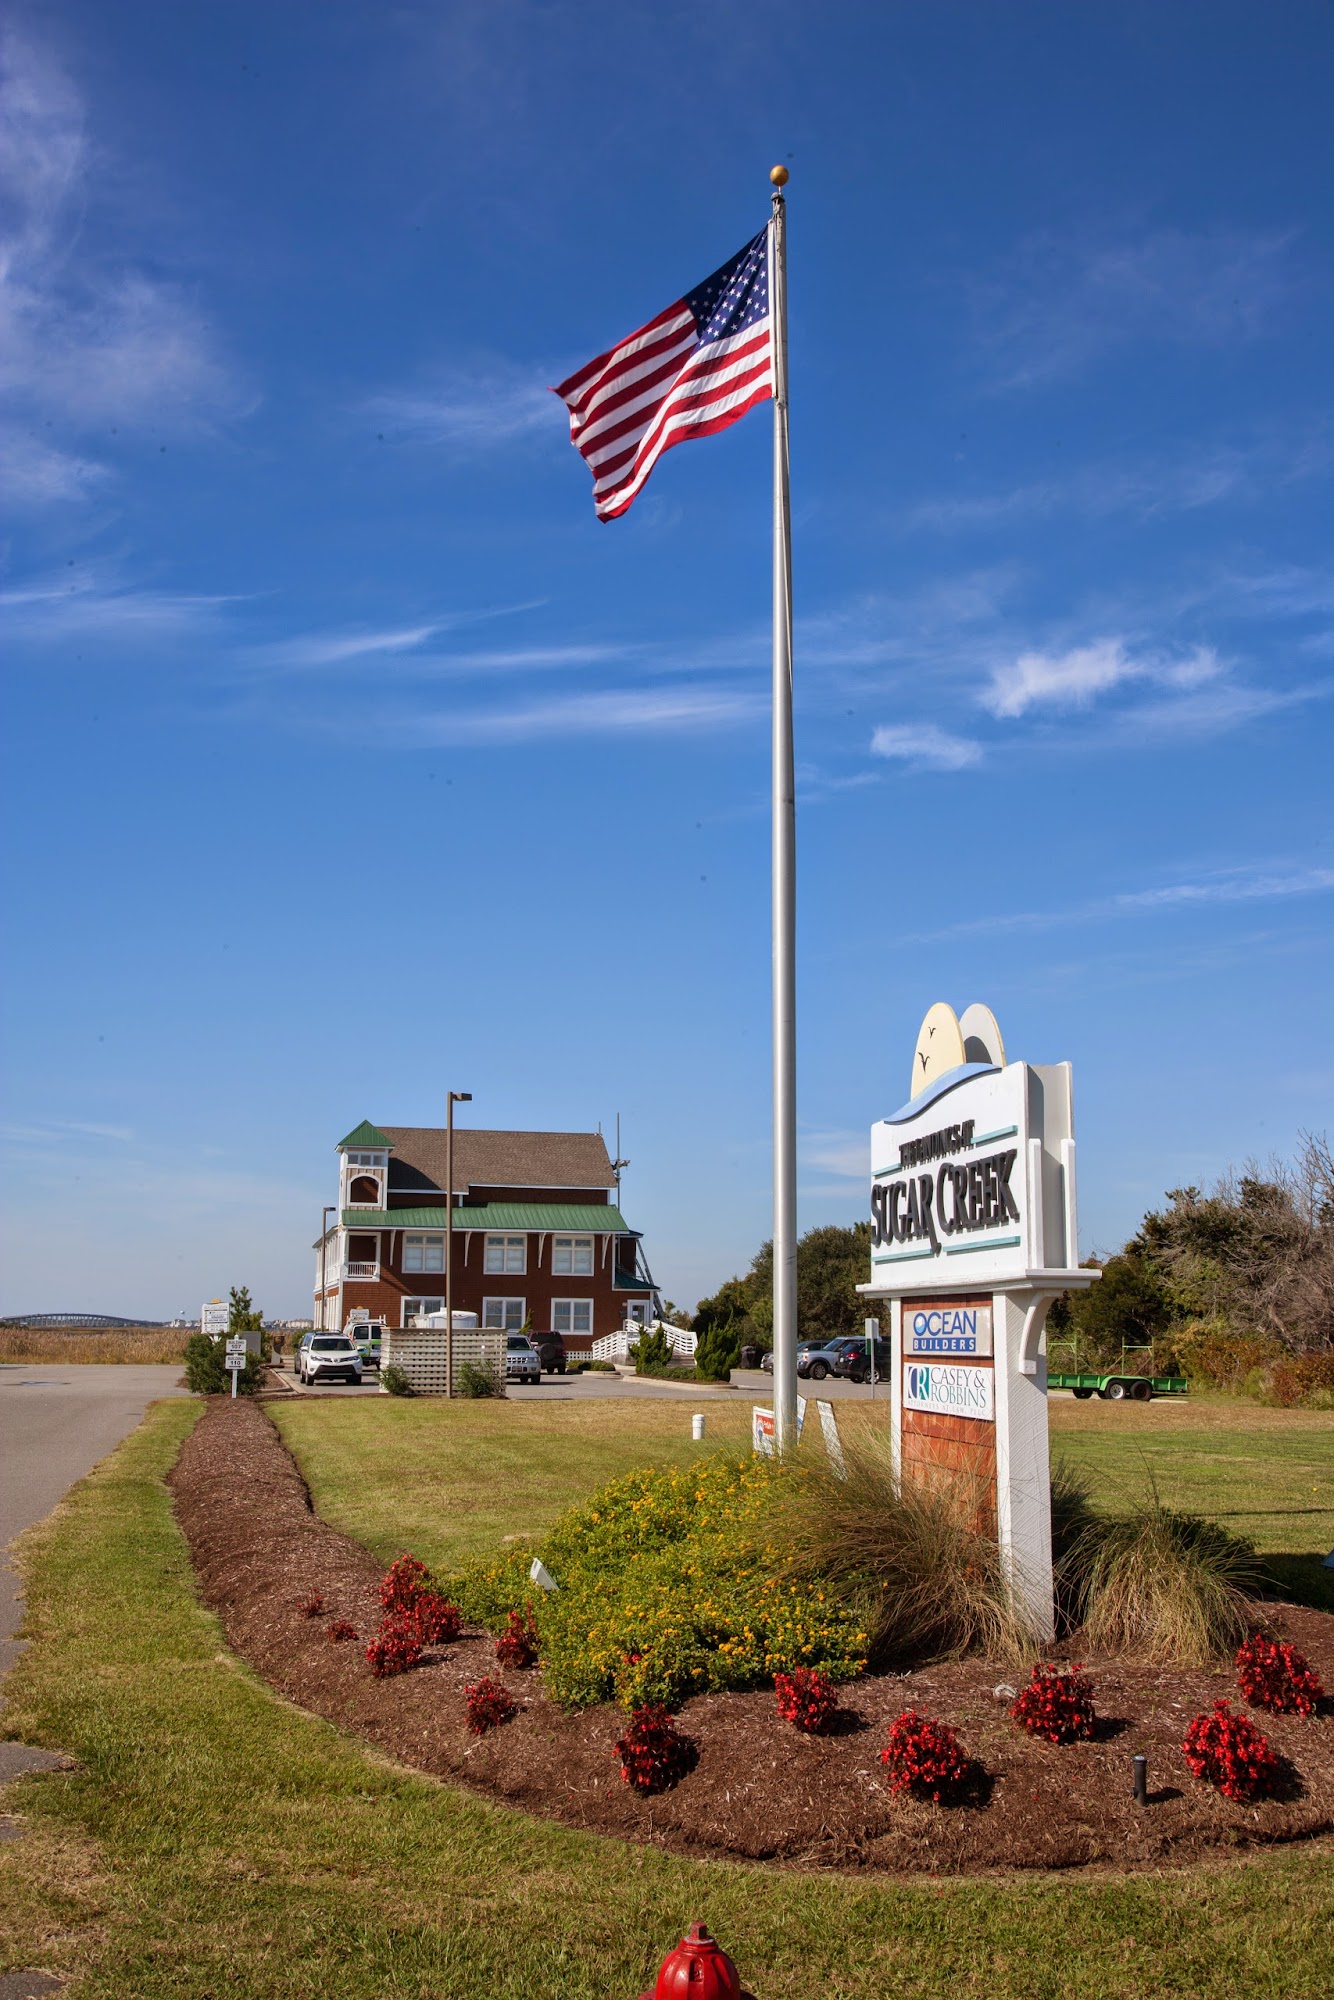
[312,1121,660,1344]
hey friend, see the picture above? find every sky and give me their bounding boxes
[2,1,1332,1320]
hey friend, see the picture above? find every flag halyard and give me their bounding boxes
[553,228,773,521]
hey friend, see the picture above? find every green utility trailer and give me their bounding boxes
[1048,1369,1188,1403]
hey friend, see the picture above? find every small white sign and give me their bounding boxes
[816,1399,846,1479]
[752,1406,776,1457]
[903,1361,995,1422]
[905,1304,993,1358]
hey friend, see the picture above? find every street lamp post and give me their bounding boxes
[319,1204,336,1331]
[445,1090,472,1397]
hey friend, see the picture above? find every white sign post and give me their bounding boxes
[224,1337,247,1400]
[860,1003,1099,1638]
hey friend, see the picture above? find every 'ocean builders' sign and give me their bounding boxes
[867,1048,1079,1291]
[906,1304,992,1356]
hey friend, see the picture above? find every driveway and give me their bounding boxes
[271,1363,891,1404]
[0,1364,191,1684]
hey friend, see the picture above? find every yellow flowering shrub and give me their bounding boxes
[443,1453,867,1709]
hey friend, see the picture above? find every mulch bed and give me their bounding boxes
[167,1397,1334,1876]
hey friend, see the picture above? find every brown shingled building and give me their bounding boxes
[312,1120,659,1347]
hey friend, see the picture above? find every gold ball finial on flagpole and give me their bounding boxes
[769,164,789,187]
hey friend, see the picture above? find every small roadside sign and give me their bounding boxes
[224,1338,247,1398]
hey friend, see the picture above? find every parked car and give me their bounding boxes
[504,1334,541,1385]
[828,1336,890,1385]
[348,1319,385,1370]
[530,1330,567,1374]
[296,1333,364,1386]
[796,1341,854,1382]
[760,1338,829,1375]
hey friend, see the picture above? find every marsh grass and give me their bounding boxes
[776,1434,1038,1666]
[1062,1496,1261,1666]
[0,1327,187,1366]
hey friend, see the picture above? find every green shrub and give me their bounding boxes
[1061,1498,1260,1666]
[457,1359,506,1399]
[183,1332,263,1396]
[694,1316,741,1382]
[443,1453,868,1710]
[633,1325,673,1376]
[775,1433,1037,1666]
[380,1363,414,1398]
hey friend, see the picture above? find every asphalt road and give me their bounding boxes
[0,1364,190,1684]
[276,1362,892,1405]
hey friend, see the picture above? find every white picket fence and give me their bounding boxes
[591,1321,697,1363]
[379,1326,504,1397]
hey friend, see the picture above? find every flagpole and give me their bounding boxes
[769,166,798,1454]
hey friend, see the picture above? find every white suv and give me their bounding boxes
[504,1334,541,1385]
[297,1334,364,1386]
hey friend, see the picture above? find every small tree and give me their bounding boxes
[694,1314,741,1382]
[634,1323,673,1375]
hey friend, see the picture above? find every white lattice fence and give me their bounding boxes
[380,1328,504,1397]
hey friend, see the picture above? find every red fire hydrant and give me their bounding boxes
[638,1923,756,2000]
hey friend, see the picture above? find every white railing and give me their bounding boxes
[343,1262,379,1280]
[593,1322,696,1362]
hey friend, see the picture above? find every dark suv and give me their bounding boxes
[530,1331,567,1374]
[829,1336,890,1385]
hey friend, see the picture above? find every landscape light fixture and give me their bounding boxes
[445,1091,472,1397]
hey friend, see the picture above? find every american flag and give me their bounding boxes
[553,228,773,522]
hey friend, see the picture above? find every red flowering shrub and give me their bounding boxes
[365,1614,423,1679]
[300,1593,325,1618]
[1236,1635,1324,1717]
[379,1554,432,1618]
[1182,1700,1282,1801]
[774,1666,837,1734]
[413,1591,463,1645]
[614,1702,693,1794]
[880,1710,974,1802]
[495,1606,540,1669]
[1010,1663,1097,1745]
[327,1620,358,1643]
[464,1676,518,1733]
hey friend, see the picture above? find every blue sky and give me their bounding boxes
[2,1,1331,1319]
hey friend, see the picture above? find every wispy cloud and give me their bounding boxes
[0,426,110,505]
[982,638,1222,719]
[363,363,556,449]
[0,27,244,508]
[0,574,234,642]
[365,685,761,745]
[801,1131,869,1180]
[974,225,1303,387]
[870,722,983,770]
[910,862,1334,943]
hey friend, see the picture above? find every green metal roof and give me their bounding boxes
[343,1202,634,1233]
[337,1119,393,1152]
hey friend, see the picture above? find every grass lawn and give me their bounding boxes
[2,1399,1333,1998]
[271,1390,1334,1609]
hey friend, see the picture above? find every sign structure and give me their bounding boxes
[860,1002,1098,1638]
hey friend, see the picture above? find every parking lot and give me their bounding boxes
[272,1360,891,1403]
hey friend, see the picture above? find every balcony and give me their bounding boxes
[343,1261,380,1281]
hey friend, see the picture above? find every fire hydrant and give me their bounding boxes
[638,1923,756,2000]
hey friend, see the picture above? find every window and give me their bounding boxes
[403,1233,445,1273]
[552,1298,594,1336]
[552,1235,594,1276]
[345,1151,384,1167]
[348,1174,381,1205]
[484,1233,526,1274]
[401,1297,444,1327]
[483,1297,526,1331]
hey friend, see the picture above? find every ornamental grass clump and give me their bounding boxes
[1009,1662,1097,1744]
[464,1677,517,1733]
[365,1615,423,1679]
[774,1666,837,1733]
[441,1452,868,1711]
[880,1709,975,1803]
[1182,1700,1282,1801]
[1060,1497,1258,1667]
[494,1606,539,1669]
[1236,1634,1324,1716]
[776,1432,1037,1666]
[614,1702,693,1793]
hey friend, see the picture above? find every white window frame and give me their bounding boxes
[482,1296,527,1332]
[401,1296,444,1327]
[403,1233,446,1274]
[484,1233,527,1275]
[551,1234,595,1276]
[551,1298,594,1337]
